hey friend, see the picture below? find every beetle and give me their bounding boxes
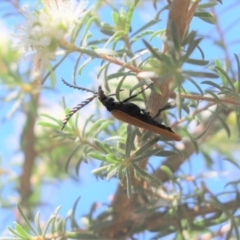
[61,79,181,141]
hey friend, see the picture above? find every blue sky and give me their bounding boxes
[1,0,240,238]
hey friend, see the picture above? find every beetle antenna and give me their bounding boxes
[61,95,97,130]
[108,89,124,97]
[62,78,96,94]
[142,39,162,61]
[153,100,176,119]
[122,84,152,103]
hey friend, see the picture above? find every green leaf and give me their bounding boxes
[3,90,20,102]
[56,219,65,232]
[76,47,100,58]
[94,139,113,154]
[66,232,100,239]
[88,39,109,45]
[103,30,125,48]
[95,120,114,136]
[78,57,93,75]
[117,164,125,184]
[126,168,132,199]
[0,236,22,240]
[75,157,83,175]
[70,197,81,229]
[130,19,160,38]
[65,145,83,172]
[176,80,183,119]
[104,136,125,142]
[195,106,219,140]
[40,113,60,123]
[155,4,168,19]
[34,212,42,235]
[88,152,106,162]
[149,29,165,41]
[205,90,221,104]
[191,137,199,154]
[198,2,218,8]
[135,137,161,156]
[225,179,240,188]
[214,59,228,86]
[8,226,26,238]
[83,33,93,47]
[97,62,108,79]
[91,164,114,174]
[86,119,112,137]
[144,41,172,65]
[208,91,227,107]
[202,151,214,168]
[115,74,128,101]
[17,205,38,235]
[183,70,219,79]
[71,10,91,42]
[132,148,162,163]
[156,151,178,157]
[125,125,136,158]
[125,1,138,33]
[201,80,223,90]
[223,157,240,170]
[112,11,119,26]
[107,166,119,180]
[237,111,240,139]
[123,50,149,70]
[103,63,111,91]
[196,45,205,60]
[37,121,57,128]
[206,198,239,239]
[185,58,209,66]
[15,223,32,239]
[187,77,203,95]
[194,11,215,24]
[181,102,190,114]
[107,72,135,81]
[42,215,56,237]
[113,35,122,50]
[215,66,235,90]
[131,30,154,44]
[217,115,231,138]
[51,206,62,234]
[5,95,24,119]
[182,34,202,61]
[105,154,121,163]
[81,16,98,46]
[170,21,180,52]
[132,163,158,182]
[100,23,116,36]
[234,54,240,92]
[160,165,174,180]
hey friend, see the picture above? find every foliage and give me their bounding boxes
[1,0,240,239]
